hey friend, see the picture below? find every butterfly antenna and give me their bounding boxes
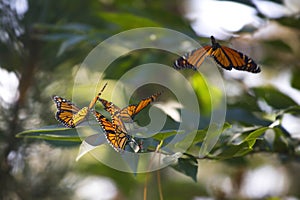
[88,82,108,109]
[98,82,108,96]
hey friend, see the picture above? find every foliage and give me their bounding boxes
[1,0,300,199]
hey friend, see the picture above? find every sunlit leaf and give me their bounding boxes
[243,127,269,148]
[191,73,211,114]
[16,126,82,142]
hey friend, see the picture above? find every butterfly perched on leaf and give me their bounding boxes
[174,36,261,73]
[94,92,161,152]
[93,110,140,152]
[52,83,107,128]
[98,92,162,130]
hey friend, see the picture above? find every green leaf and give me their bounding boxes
[277,17,300,30]
[191,73,211,114]
[38,33,77,41]
[252,86,297,109]
[264,40,293,53]
[192,130,207,145]
[191,73,223,115]
[16,126,82,142]
[228,92,261,112]
[58,23,92,32]
[291,69,300,90]
[222,122,232,131]
[192,122,231,145]
[34,23,92,33]
[271,127,293,153]
[171,154,198,182]
[243,127,269,148]
[214,142,252,159]
[151,130,183,141]
[283,105,300,116]
[226,108,268,126]
[233,143,255,157]
[57,35,87,56]
[98,12,160,29]
[214,127,268,159]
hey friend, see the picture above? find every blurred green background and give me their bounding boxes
[1,0,300,199]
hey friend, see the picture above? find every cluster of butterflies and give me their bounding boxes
[52,36,261,153]
[52,83,161,152]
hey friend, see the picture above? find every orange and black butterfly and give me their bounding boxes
[52,83,107,128]
[174,36,261,73]
[98,92,162,129]
[93,110,139,152]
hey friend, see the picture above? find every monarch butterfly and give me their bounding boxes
[93,110,139,152]
[97,99,128,133]
[174,36,261,73]
[98,92,162,130]
[52,83,107,128]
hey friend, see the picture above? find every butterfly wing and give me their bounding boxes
[210,36,260,73]
[98,98,121,116]
[52,83,107,128]
[52,96,82,128]
[173,45,212,70]
[215,46,261,73]
[97,98,127,133]
[120,92,162,122]
[93,110,129,152]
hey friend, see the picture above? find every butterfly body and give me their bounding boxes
[174,36,261,73]
[72,107,89,126]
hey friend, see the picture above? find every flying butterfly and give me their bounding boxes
[93,110,139,152]
[52,83,107,128]
[174,36,261,73]
[98,92,162,130]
